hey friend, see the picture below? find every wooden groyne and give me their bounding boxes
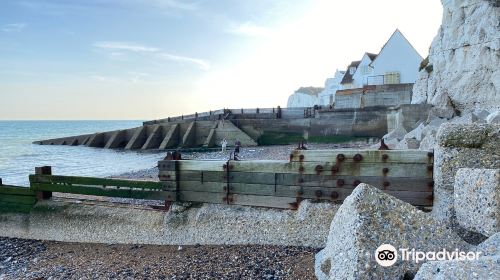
[0,149,433,216]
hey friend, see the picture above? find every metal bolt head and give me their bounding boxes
[383,181,390,187]
[353,154,363,162]
[315,190,323,197]
[382,167,389,174]
[337,154,345,162]
[337,179,345,187]
[331,191,339,199]
[382,154,389,160]
[353,180,361,186]
[299,155,305,161]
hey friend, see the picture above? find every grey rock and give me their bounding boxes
[476,232,500,257]
[427,106,456,122]
[454,168,499,237]
[419,134,437,151]
[432,123,500,228]
[405,123,425,141]
[383,125,408,142]
[395,138,420,149]
[487,111,500,124]
[427,117,447,128]
[413,256,500,280]
[449,113,478,124]
[315,184,470,280]
[473,109,491,122]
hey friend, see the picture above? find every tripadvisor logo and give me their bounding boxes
[375,244,398,267]
[374,244,483,267]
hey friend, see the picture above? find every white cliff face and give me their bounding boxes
[412,0,500,112]
[287,92,319,107]
[286,86,323,107]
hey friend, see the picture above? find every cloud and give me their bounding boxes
[93,41,210,70]
[226,21,272,37]
[150,0,199,11]
[2,23,27,32]
[93,41,159,53]
[158,53,210,70]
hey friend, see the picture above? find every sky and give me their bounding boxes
[0,0,443,120]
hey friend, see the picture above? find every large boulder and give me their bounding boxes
[315,184,470,280]
[413,256,500,280]
[414,233,500,280]
[411,0,500,113]
[433,123,500,226]
[454,168,499,237]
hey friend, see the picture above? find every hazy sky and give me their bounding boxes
[0,0,443,120]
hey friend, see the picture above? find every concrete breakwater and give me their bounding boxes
[34,104,430,150]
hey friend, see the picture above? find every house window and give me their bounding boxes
[384,72,400,84]
[349,67,356,75]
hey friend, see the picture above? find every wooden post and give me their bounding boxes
[35,166,53,200]
[0,178,2,185]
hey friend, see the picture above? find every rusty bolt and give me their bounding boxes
[331,166,339,173]
[427,165,433,172]
[353,154,363,162]
[299,178,304,183]
[331,191,339,199]
[353,180,361,187]
[383,181,390,187]
[315,190,323,197]
[336,154,345,162]
[299,166,305,172]
[382,154,389,161]
[229,165,234,170]
[427,152,434,158]
[315,165,324,173]
[382,167,389,174]
[289,154,294,161]
[299,155,305,161]
[337,179,345,187]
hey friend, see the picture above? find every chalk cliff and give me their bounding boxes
[286,86,323,107]
[412,0,500,112]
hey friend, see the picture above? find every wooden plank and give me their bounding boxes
[275,174,433,192]
[290,149,433,164]
[178,191,226,204]
[230,194,298,209]
[0,194,36,205]
[29,175,163,190]
[160,160,432,178]
[31,183,176,201]
[0,202,34,213]
[0,185,36,196]
[158,170,433,192]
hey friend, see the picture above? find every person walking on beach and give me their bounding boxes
[221,138,227,152]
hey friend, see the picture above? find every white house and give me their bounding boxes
[351,53,377,87]
[286,29,423,108]
[367,29,422,85]
[286,86,323,107]
[317,69,346,106]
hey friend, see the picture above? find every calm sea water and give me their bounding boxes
[0,121,165,186]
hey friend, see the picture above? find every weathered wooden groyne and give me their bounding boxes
[34,105,431,150]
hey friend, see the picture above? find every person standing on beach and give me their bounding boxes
[234,139,241,160]
[221,138,227,152]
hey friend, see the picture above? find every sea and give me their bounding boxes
[0,121,165,186]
